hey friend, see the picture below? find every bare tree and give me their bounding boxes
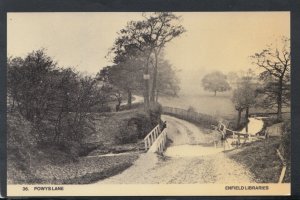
[251,37,290,120]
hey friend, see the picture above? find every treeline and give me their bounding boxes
[8,50,110,153]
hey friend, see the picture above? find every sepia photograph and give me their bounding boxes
[6,11,291,196]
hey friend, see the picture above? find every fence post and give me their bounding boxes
[148,137,151,148]
[145,139,147,150]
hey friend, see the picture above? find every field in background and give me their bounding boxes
[159,92,236,118]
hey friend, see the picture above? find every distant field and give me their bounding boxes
[158,92,290,119]
[158,92,236,118]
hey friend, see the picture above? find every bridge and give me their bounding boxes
[143,122,168,153]
[143,106,266,153]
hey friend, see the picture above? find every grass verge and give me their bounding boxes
[7,109,148,184]
[226,137,290,183]
[8,152,139,184]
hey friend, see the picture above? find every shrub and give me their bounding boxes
[148,102,163,127]
[117,104,163,141]
[187,106,196,113]
[115,121,139,144]
[7,113,37,172]
[96,105,111,113]
[131,112,152,139]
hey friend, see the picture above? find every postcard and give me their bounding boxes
[6,11,290,196]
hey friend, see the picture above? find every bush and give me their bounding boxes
[187,106,196,113]
[96,105,111,113]
[116,104,163,142]
[131,112,152,139]
[148,102,163,127]
[115,121,139,144]
[7,113,37,173]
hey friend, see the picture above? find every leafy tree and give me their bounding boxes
[251,37,290,120]
[227,71,239,89]
[7,50,58,124]
[97,59,144,108]
[201,71,231,96]
[231,76,257,128]
[240,69,257,119]
[8,49,109,147]
[110,12,185,108]
[155,58,180,101]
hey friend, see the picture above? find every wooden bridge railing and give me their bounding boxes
[144,124,161,151]
[148,128,168,153]
[216,122,252,143]
[143,122,168,153]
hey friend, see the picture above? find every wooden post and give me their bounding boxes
[278,166,287,183]
[277,149,287,183]
[151,133,154,144]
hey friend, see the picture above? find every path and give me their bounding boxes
[96,115,255,184]
[121,95,143,106]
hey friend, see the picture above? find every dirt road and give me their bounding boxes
[96,115,254,184]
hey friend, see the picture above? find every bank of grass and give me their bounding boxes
[226,137,290,183]
[8,147,138,184]
[8,106,158,184]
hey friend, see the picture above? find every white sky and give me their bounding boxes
[7,12,290,94]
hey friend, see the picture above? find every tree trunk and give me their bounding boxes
[127,89,132,109]
[245,107,249,133]
[277,78,283,121]
[116,97,121,112]
[150,52,158,102]
[155,90,159,103]
[245,107,249,119]
[214,91,217,96]
[237,109,242,128]
[144,54,151,110]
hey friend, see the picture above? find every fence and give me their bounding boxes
[162,106,218,128]
[143,124,161,151]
